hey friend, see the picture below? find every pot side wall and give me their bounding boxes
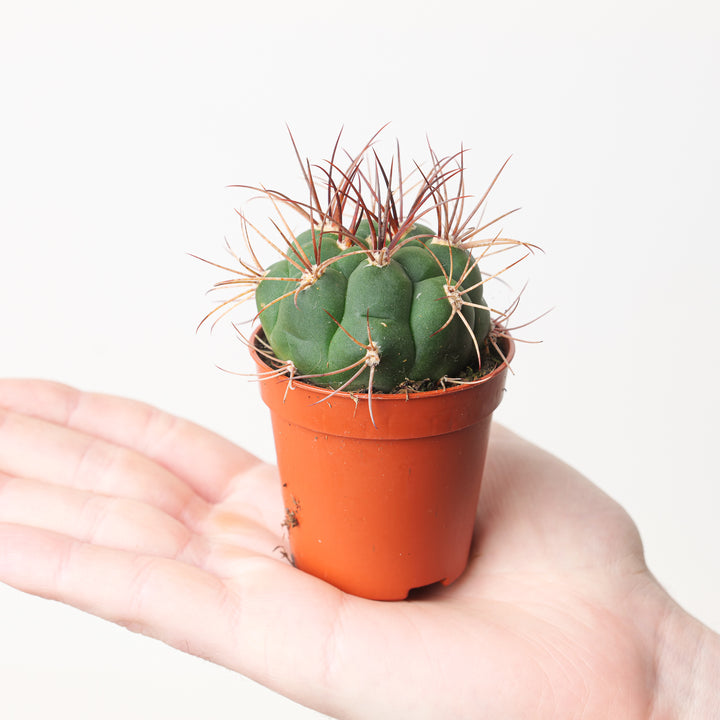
[273,414,493,600]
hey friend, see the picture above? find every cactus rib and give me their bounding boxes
[202,129,532,397]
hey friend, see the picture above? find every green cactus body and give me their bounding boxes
[255,222,491,392]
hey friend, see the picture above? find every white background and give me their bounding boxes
[1,1,719,717]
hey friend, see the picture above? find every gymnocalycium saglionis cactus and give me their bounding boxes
[200,129,533,417]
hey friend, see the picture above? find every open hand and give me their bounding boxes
[0,380,713,718]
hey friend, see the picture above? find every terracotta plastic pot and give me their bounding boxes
[250,327,514,601]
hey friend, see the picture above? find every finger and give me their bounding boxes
[472,424,644,572]
[0,406,207,526]
[0,379,260,502]
[0,472,204,562]
[0,522,246,664]
[483,423,621,518]
[0,519,346,712]
[0,516,418,719]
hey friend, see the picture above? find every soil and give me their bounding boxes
[256,329,506,396]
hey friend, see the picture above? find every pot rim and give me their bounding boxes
[248,324,515,403]
[249,325,514,438]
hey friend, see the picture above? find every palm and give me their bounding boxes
[0,380,663,719]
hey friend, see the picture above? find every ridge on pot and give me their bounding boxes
[198,128,535,599]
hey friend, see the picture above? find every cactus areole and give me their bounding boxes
[202,129,528,405]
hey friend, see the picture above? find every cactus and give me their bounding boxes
[201,130,530,408]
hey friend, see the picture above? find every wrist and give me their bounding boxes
[650,596,720,718]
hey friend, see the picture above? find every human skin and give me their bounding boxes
[0,379,718,719]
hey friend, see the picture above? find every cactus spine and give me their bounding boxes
[203,131,528,400]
